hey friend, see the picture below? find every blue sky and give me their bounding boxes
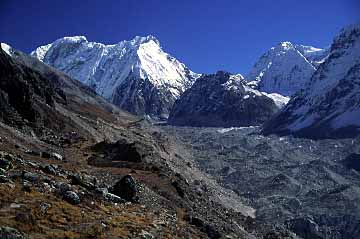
[1,0,359,74]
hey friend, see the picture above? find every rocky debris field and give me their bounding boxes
[0,129,207,239]
[161,126,360,239]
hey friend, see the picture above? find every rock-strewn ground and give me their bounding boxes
[161,125,360,239]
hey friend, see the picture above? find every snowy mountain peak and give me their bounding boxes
[58,36,88,44]
[263,23,360,138]
[131,35,160,46]
[247,40,328,96]
[277,41,294,50]
[31,35,198,118]
[0,43,12,56]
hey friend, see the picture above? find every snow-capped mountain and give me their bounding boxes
[168,71,280,127]
[262,23,360,139]
[0,43,12,56]
[31,35,199,119]
[247,41,328,96]
[295,44,329,66]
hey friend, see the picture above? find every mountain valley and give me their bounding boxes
[0,20,359,239]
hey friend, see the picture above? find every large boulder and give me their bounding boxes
[110,175,139,203]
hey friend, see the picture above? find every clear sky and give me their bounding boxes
[1,0,359,74]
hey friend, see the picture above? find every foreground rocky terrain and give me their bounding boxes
[161,126,360,239]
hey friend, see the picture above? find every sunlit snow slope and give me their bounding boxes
[31,36,199,118]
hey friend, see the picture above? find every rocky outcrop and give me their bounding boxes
[0,48,65,131]
[168,71,279,127]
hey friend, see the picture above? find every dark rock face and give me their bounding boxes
[110,175,139,203]
[0,48,64,130]
[342,153,360,171]
[168,71,279,127]
[286,217,322,239]
[89,138,156,168]
[112,76,176,120]
[262,24,360,139]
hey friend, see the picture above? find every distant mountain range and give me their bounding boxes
[2,23,358,138]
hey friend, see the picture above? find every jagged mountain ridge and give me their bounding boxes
[247,41,328,96]
[262,23,360,139]
[31,35,199,119]
[168,71,282,127]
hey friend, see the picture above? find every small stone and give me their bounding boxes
[39,202,51,214]
[40,164,57,175]
[56,182,72,193]
[22,182,32,192]
[103,192,126,203]
[10,203,22,209]
[0,175,10,183]
[95,187,108,195]
[0,168,6,175]
[0,226,29,239]
[68,173,95,190]
[24,149,41,156]
[63,191,80,205]
[22,171,40,182]
[0,152,15,170]
[51,153,63,161]
[139,230,155,239]
[41,152,51,159]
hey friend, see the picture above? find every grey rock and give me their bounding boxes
[0,226,29,239]
[110,175,139,203]
[68,173,96,190]
[24,149,41,156]
[22,171,39,182]
[39,202,51,214]
[63,190,80,205]
[51,153,63,161]
[56,182,72,193]
[40,164,57,175]
[0,151,15,170]
[103,192,126,203]
[0,175,10,183]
